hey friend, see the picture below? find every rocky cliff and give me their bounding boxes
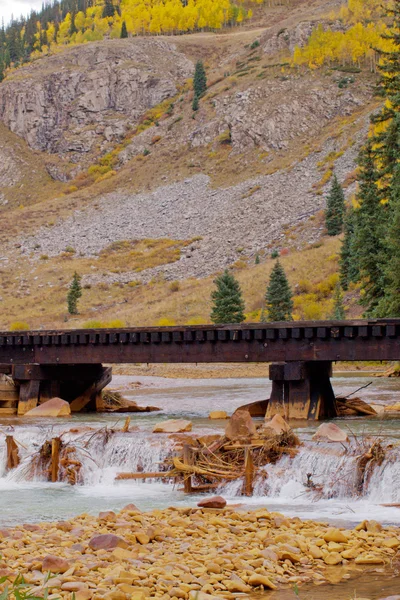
[0,39,192,175]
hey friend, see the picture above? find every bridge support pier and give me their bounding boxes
[267,361,337,420]
[12,364,112,415]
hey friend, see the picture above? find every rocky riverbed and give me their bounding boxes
[1,504,399,600]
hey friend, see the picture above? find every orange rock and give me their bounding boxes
[197,496,227,509]
[88,534,128,551]
[25,398,71,417]
[153,419,192,433]
[262,414,290,436]
[313,423,348,443]
[41,555,69,573]
[225,410,256,440]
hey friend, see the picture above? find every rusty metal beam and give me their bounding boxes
[0,320,399,364]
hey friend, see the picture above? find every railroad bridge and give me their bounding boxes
[0,319,398,419]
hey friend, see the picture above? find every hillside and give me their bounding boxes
[0,0,383,330]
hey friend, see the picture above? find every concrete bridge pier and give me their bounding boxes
[266,361,337,420]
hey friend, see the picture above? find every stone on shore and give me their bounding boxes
[313,422,348,443]
[197,496,227,509]
[153,419,192,433]
[41,555,69,573]
[25,398,71,417]
[225,409,256,440]
[88,533,128,551]
[208,411,228,419]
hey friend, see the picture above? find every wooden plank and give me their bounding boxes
[0,408,17,415]
[183,445,193,494]
[6,436,19,471]
[17,380,40,415]
[115,471,178,480]
[244,447,254,497]
[51,438,61,482]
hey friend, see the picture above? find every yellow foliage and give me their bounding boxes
[9,321,30,331]
[157,317,177,326]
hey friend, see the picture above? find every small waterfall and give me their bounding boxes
[0,426,176,487]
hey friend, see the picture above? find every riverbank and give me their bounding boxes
[1,504,399,600]
[112,362,389,379]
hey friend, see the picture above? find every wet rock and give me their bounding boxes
[41,555,69,573]
[262,414,290,436]
[208,411,228,419]
[88,534,128,551]
[313,422,348,443]
[61,582,88,592]
[197,496,227,509]
[225,409,256,440]
[248,574,277,589]
[323,528,348,543]
[25,398,71,417]
[153,419,192,433]
[121,503,141,512]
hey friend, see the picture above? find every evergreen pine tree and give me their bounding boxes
[325,174,345,236]
[120,20,128,38]
[263,261,293,322]
[210,269,245,324]
[0,58,4,83]
[255,253,260,265]
[67,272,82,315]
[377,164,400,316]
[192,94,199,111]
[353,143,388,316]
[339,206,357,291]
[332,282,345,320]
[193,60,207,98]
[102,0,115,19]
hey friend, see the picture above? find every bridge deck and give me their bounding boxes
[0,319,399,364]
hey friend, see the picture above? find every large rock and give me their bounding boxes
[41,555,69,573]
[225,410,256,441]
[25,398,71,417]
[262,414,290,437]
[153,419,192,433]
[312,423,348,443]
[197,496,227,509]
[88,534,128,551]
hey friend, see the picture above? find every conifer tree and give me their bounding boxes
[263,261,293,322]
[353,143,387,316]
[339,206,357,291]
[210,269,245,324]
[193,60,207,99]
[332,282,345,320]
[0,58,4,83]
[120,20,128,38]
[325,174,345,236]
[67,272,82,315]
[102,0,116,19]
[192,94,199,111]
[377,165,400,316]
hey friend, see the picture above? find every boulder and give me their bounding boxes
[25,398,71,417]
[41,555,69,573]
[97,392,160,413]
[88,534,128,551]
[209,411,228,419]
[225,410,256,440]
[197,496,227,509]
[153,419,192,433]
[248,574,277,589]
[323,528,348,543]
[313,423,348,443]
[262,414,290,436]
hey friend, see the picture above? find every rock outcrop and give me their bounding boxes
[0,39,192,167]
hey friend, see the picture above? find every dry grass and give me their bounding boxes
[0,233,350,330]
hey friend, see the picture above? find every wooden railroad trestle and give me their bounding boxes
[0,319,397,418]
